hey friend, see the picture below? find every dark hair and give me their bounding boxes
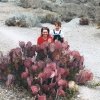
[55,21,61,27]
[41,27,50,36]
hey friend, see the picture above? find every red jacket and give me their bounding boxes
[37,35,53,45]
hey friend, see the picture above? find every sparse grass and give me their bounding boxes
[86,78,100,88]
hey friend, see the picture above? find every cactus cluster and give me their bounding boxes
[0,40,93,100]
[79,18,89,25]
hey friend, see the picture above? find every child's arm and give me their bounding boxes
[60,30,64,42]
[62,37,64,42]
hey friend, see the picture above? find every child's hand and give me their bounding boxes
[55,39,58,43]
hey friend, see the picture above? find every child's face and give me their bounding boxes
[55,24,61,31]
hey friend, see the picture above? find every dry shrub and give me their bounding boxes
[5,13,41,27]
[96,21,100,29]
[0,0,8,2]
[40,12,61,24]
[19,0,32,8]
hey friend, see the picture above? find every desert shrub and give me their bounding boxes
[40,12,61,24]
[95,20,100,29]
[19,0,32,8]
[0,41,93,100]
[0,0,8,2]
[96,21,100,26]
[5,13,41,27]
[79,18,90,25]
[15,0,21,6]
[42,5,52,11]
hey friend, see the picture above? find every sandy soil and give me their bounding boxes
[0,1,100,100]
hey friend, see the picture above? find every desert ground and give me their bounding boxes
[0,1,100,100]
